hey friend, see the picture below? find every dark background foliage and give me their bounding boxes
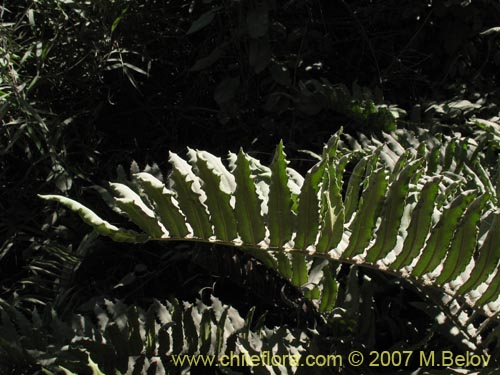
[1,0,500,373]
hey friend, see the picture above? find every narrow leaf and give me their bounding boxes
[169,152,213,239]
[145,304,157,357]
[294,161,325,250]
[135,173,189,238]
[268,141,293,248]
[436,194,489,285]
[475,264,500,307]
[110,183,165,238]
[412,191,475,277]
[365,159,422,263]
[194,152,238,241]
[291,254,308,287]
[39,195,146,243]
[233,150,266,244]
[199,310,212,355]
[187,8,221,35]
[316,163,344,253]
[183,307,198,353]
[390,178,440,270]
[276,253,293,280]
[343,168,388,258]
[319,264,338,312]
[344,157,367,222]
[458,211,500,295]
[480,26,500,36]
[240,247,277,270]
[127,307,144,356]
[171,300,185,354]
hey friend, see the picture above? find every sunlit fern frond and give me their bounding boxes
[40,129,500,324]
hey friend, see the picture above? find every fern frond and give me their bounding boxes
[40,130,500,320]
[0,297,308,375]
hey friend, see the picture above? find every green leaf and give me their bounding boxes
[290,254,308,287]
[183,307,198,353]
[135,173,189,238]
[443,140,457,170]
[145,304,157,357]
[268,141,293,248]
[343,168,388,258]
[199,310,212,355]
[316,163,344,253]
[240,247,277,270]
[215,307,228,356]
[319,264,338,312]
[276,253,293,280]
[412,190,475,277]
[171,300,185,354]
[38,195,146,243]
[436,194,489,285]
[458,211,500,296]
[343,157,368,222]
[294,161,324,250]
[168,152,213,239]
[193,150,238,242]
[233,149,266,244]
[390,178,440,270]
[365,158,422,263]
[110,183,166,238]
[475,260,500,307]
[88,356,106,375]
[111,7,129,33]
[187,8,221,35]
